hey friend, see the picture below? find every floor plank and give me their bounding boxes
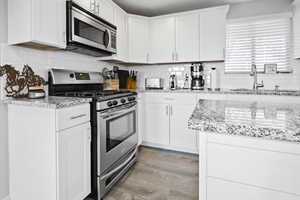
[104,147,199,200]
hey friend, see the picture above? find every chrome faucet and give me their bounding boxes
[250,64,264,91]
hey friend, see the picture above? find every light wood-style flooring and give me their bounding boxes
[104,146,199,200]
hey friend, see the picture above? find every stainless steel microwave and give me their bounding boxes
[66,1,117,57]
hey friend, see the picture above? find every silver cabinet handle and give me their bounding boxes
[170,106,173,116]
[166,105,169,116]
[62,31,66,43]
[176,52,179,61]
[70,114,86,120]
[87,127,92,141]
[96,2,100,15]
[90,0,96,12]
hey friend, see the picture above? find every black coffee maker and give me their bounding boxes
[191,63,205,90]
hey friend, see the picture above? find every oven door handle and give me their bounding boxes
[100,147,138,181]
[100,105,136,119]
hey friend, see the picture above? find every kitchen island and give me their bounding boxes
[189,99,300,200]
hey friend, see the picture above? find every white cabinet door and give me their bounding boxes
[143,103,170,145]
[137,94,144,146]
[73,0,92,12]
[128,15,150,63]
[58,123,91,200]
[175,13,200,62]
[207,178,300,200]
[170,102,198,153]
[114,7,128,61]
[294,0,300,59]
[98,0,114,24]
[199,6,229,61]
[149,17,175,63]
[8,0,66,49]
[32,0,67,48]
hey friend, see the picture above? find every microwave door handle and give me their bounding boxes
[100,147,138,181]
[103,29,110,47]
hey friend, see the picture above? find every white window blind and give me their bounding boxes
[225,14,292,73]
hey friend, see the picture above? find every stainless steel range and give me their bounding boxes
[48,69,138,200]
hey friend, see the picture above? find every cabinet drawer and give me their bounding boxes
[144,92,197,104]
[207,178,299,200]
[207,143,300,195]
[56,104,90,131]
[143,93,171,104]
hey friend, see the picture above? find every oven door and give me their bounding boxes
[70,6,116,53]
[97,103,138,175]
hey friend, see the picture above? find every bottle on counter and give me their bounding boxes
[207,67,219,91]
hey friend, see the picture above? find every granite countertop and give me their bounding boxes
[4,96,92,109]
[188,99,300,143]
[139,89,300,96]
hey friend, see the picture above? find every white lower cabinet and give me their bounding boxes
[8,103,91,200]
[199,133,300,200]
[143,103,170,146]
[207,178,299,200]
[141,93,198,154]
[58,123,91,200]
[170,103,198,153]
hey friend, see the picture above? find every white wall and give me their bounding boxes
[228,0,293,19]
[130,60,300,90]
[0,0,7,43]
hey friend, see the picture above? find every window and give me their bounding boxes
[225,14,292,73]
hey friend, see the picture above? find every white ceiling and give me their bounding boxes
[112,0,254,16]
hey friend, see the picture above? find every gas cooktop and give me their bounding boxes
[62,90,136,101]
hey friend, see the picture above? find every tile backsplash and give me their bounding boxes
[129,60,300,91]
[0,43,118,99]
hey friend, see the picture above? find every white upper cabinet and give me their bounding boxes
[74,0,114,24]
[8,0,66,49]
[199,6,229,62]
[128,15,150,63]
[98,0,115,24]
[149,17,176,63]
[114,6,128,61]
[97,2,128,62]
[175,13,200,62]
[293,0,300,59]
[73,0,92,12]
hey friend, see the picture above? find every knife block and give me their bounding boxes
[104,79,119,91]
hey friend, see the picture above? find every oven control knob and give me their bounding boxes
[69,73,75,78]
[121,98,126,104]
[107,101,113,107]
[113,100,118,105]
[128,97,136,101]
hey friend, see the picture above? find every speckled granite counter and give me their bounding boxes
[188,99,300,143]
[4,96,92,109]
[139,89,300,96]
